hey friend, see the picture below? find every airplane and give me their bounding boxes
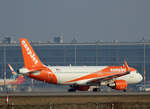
[0,64,24,91]
[17,38,143,92]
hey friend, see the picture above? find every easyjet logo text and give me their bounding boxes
[21,40,38,65]
[110,68,126,72]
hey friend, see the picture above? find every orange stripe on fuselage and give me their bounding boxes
[65,66,136,83]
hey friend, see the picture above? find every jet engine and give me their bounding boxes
[108,80,127,90]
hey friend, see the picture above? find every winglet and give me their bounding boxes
[124,60,129,71]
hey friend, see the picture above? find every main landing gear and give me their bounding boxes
[68,85,77,92]
[68,85,101,92]
[93,88,101,92]
[68,88,76,92]
[123,89,127,92]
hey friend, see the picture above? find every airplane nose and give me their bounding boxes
[139,74,143,82]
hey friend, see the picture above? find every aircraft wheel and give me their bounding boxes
[68,88,76,92]
[93,88,100,92]
[123,89,127,92]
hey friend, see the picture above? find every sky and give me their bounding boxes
[0,0,150,42]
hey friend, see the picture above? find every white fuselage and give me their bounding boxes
[48,66,143,85]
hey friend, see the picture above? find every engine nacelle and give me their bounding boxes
[18,68,29,74]
[108,80,127,90]
[77,86,89,91]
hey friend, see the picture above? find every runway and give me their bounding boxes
[0,91,150,96]
[0,92,150,109]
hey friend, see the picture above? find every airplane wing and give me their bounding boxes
[87,60,130,84]
[100,71,130,81]
[87,71,130,85]
[66,60,131,85]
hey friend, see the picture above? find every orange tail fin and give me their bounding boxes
[8,64,17,75]
[20,38,43,69]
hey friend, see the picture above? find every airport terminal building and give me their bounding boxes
[0,41,150,91]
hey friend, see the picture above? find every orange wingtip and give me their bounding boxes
[124,60,129,71]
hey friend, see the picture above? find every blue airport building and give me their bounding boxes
[0,41,149,91]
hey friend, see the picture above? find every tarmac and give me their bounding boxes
[0,92,150,105]
[0,91,150,96]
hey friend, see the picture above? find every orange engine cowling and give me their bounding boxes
[77,86,89,91]
[109,80,127,90]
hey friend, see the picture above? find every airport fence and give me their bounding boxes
[0,102,150,109]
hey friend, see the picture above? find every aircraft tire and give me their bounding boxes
[68,88,76,92]
[93,88,100,92]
